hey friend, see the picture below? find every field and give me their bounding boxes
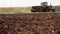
[0,7,31,14]
[0,6,60,14]
[0,6,60,34]
[0,13,60,34]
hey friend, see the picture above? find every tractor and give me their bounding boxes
[31,2,55,12]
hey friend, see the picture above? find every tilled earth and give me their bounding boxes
[0,13,60,34]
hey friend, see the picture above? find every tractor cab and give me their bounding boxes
[41,2,48,8]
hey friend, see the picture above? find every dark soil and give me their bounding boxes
[0,13,60,34]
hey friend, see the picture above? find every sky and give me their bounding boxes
[0,0,60,7]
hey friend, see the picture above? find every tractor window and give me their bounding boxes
[57,31,60,34]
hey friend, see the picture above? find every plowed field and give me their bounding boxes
[0,13,60,34]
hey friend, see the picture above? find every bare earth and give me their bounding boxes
[0,13,60,34]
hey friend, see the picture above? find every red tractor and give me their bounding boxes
[31,2,55,12]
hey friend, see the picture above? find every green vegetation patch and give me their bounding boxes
[0,12,17,14]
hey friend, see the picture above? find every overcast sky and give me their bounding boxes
[0,0,60,7]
